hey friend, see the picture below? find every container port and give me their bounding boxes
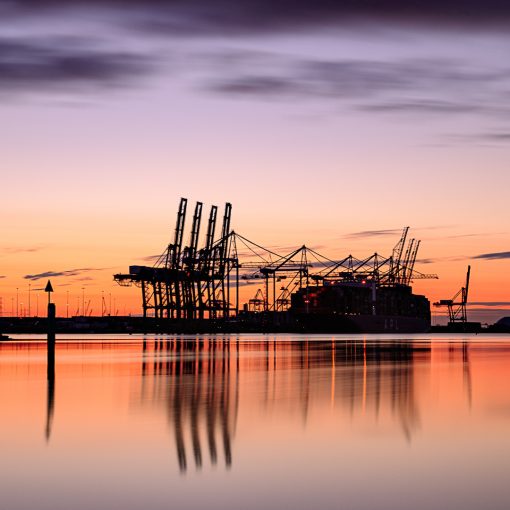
[111,198,439,333]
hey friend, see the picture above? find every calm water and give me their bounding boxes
[1,334,510,510]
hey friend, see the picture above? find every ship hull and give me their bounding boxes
[294,314,430,333]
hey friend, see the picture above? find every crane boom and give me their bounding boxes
[406,239,421,284]
[171,197,187,269]
[464,265,471,303]
[187,201,203,266]
[394,227,409,267]
[205,205,217,252]
[401,238,415,284]
[220,202,232,261]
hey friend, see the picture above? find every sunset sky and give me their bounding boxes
[1,1,509,323]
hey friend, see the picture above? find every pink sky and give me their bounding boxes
[0,3,509,322]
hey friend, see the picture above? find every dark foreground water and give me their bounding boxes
[1,334,510,510]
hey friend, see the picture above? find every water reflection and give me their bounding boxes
[0,337,481,469]
[135,337,437,471]
[46,334,56,443]
[463,342,472,408]
[172,340,480,457]
[45,378,55,442]
[140,338,238,472]
[3,335,510,510]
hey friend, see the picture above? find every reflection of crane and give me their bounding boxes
[434,265,471,323]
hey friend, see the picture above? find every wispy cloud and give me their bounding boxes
[140,254,161,262]
[473,251,510,260]
[445,132,510,146]
[445,233,492,239]
[415,258,437,265]
[480,132,510,142]
[358,99,485,116]
[0,275,6,279]
[23,268,103,281]
[9,1,510,33]
[406,254,469,264]
[0,37,152,94]
[204,53,510,121]
[343,229,402,239]
[1,245,44,254]
[3,0,510,139]
[469,302,510,307]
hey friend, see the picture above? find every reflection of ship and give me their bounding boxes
[327,340,425,439]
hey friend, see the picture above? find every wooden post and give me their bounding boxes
[47,302,55,381]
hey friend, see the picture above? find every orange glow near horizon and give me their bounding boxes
[1,223,509,323]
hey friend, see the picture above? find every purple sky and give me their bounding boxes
[1,1,509,321]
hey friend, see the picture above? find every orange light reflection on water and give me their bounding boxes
[0,334,510,510]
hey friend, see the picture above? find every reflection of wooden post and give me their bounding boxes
[45,367,55,442]
[46,300,56,442]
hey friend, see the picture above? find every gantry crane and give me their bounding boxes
[114,199,238,320]
[434,265,471,323]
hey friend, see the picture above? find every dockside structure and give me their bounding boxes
[114,198,438,330]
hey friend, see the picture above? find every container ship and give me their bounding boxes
[289,280,431,333]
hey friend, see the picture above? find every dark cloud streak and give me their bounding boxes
[203,54,510,120]
[24,268,103,280]
[344,229,401,239]
[1,245,44,254]
[140,254,161,262]
[3,0,510,122]
[469,301,510,306]
[8,1,510,33]
[473,251,510,260]
[0,37,152,93]
[358,100,485,115]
